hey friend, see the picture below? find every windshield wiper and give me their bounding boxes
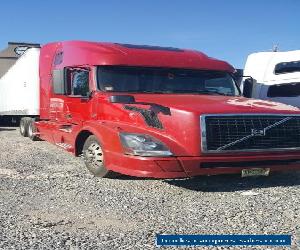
[157,89,234,96]
[195,90,233,96]
[125,90,233,96]
[129,90,175,94]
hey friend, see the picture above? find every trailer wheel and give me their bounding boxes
[27,119,39,141]
[20,117,30,137]
[83,135,118,178]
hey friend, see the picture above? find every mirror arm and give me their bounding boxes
[88,90,95,98]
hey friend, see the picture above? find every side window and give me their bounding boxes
[70,70,89,96]
[275,61,300,74]
[53,51,63,65]
[267,82,300,97]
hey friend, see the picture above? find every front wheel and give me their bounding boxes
[83,135,118,178]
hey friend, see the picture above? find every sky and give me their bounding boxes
[0,0,299,68]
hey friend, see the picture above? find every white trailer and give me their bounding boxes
[241,50,300,107]
[0,48,40,122]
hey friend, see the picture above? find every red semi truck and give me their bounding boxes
[5,41,300,178]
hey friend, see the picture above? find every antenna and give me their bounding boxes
[272,44,279,52]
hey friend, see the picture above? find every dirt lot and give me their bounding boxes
[0,126,300,249]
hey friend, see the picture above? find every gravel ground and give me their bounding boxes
[1,126,300,250]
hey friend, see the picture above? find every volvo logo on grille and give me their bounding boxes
[215,116,293,151]
[251,129,265,136]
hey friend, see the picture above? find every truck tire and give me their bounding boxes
[27,118,39,141]
[19,117,31,137]
[83,135,118,178]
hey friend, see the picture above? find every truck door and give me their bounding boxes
[53,67,93,150]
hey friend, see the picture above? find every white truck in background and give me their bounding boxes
[0,48,40,123]
[241,50,300,107]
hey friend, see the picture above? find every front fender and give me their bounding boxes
[79,120,191,156]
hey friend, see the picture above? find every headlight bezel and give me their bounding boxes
[119,132,173,157]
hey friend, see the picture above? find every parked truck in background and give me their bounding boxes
[0,48,40,124]
[0,42,40,125]
[241,50,300,107]
[1,41,300,178]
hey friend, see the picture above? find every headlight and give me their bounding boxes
[119,133,172,157]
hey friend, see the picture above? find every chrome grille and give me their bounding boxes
[201,114,300,153]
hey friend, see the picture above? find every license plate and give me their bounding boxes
[241,168,270,177]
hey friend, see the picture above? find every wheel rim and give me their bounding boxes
[85,142,104,171]
[20,122,25,134]
[28,123,32,137]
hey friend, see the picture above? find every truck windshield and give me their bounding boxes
[97,66,239,96]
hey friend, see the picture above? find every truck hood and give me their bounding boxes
[133,94,300,114]
[103,94,300,157]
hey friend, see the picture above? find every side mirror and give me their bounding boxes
[80,90,94,101]
[243,77,254,98]
[52,69,65,94]
[233,69,244,87]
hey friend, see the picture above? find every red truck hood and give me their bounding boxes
[133,94,300,114]
[103,94,300,157]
